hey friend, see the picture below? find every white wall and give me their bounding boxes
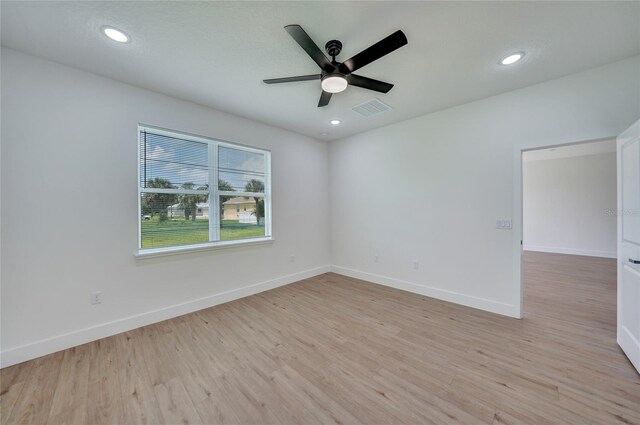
[523,152,617,258]
[0,48,331,367]
[329,56,640,318]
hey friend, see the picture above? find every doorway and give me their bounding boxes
[520,139,618,323]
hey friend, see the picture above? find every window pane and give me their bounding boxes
[140,131,209,190]
[140,193,209,249]
[218,146,265,193]
[220,195,265,241]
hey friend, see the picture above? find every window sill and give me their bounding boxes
[135,237,274,259]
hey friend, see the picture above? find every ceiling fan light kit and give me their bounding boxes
[321,74,348,93]
[263,25,408,107]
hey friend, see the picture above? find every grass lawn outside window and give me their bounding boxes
[141,216,266,249]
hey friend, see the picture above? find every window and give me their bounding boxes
[138,126,271,253]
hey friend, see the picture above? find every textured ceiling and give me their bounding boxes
[2,1,639,141]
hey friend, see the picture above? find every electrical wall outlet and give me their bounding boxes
[374,255,379,263]
[290,254,295,263]
[91,291,102,305]
[413,261,419,270]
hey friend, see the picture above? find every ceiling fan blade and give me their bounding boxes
[263,74,321,84]
[284,25,335,73]
[346,74,394,93]
[340,30,408,74]
[318,90,332,107]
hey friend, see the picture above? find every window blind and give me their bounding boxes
[140,130,209,190]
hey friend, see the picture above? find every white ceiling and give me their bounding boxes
[2,1,639,141]
[523,139,616,162]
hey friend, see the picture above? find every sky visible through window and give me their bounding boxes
[140,131,265,192]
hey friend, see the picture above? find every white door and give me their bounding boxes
[617,120,640,374]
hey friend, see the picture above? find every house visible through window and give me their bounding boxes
[138,126,271,252]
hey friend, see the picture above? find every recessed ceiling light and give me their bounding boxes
[330,119,341,125]
[102,26,130,43]
[321,75,348,93]
[500,52,524,65]
[319,132,329,136]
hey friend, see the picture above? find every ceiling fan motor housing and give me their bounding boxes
[325,40,342,58]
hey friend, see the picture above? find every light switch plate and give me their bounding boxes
[496,219,512,229]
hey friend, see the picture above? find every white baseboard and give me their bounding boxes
[330,265,520,318]
[523,244,616,259]
[1,265,331,368]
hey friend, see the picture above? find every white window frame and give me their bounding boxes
[136,125,272,258]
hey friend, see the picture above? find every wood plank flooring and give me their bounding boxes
[2,252,639,424]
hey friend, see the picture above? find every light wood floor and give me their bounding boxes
[1,252,639,424]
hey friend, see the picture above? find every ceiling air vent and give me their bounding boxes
[351,98,392,117]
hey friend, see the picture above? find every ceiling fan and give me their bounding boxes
[263,25,408,107]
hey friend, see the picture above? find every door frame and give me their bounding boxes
[512,135,617,319]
